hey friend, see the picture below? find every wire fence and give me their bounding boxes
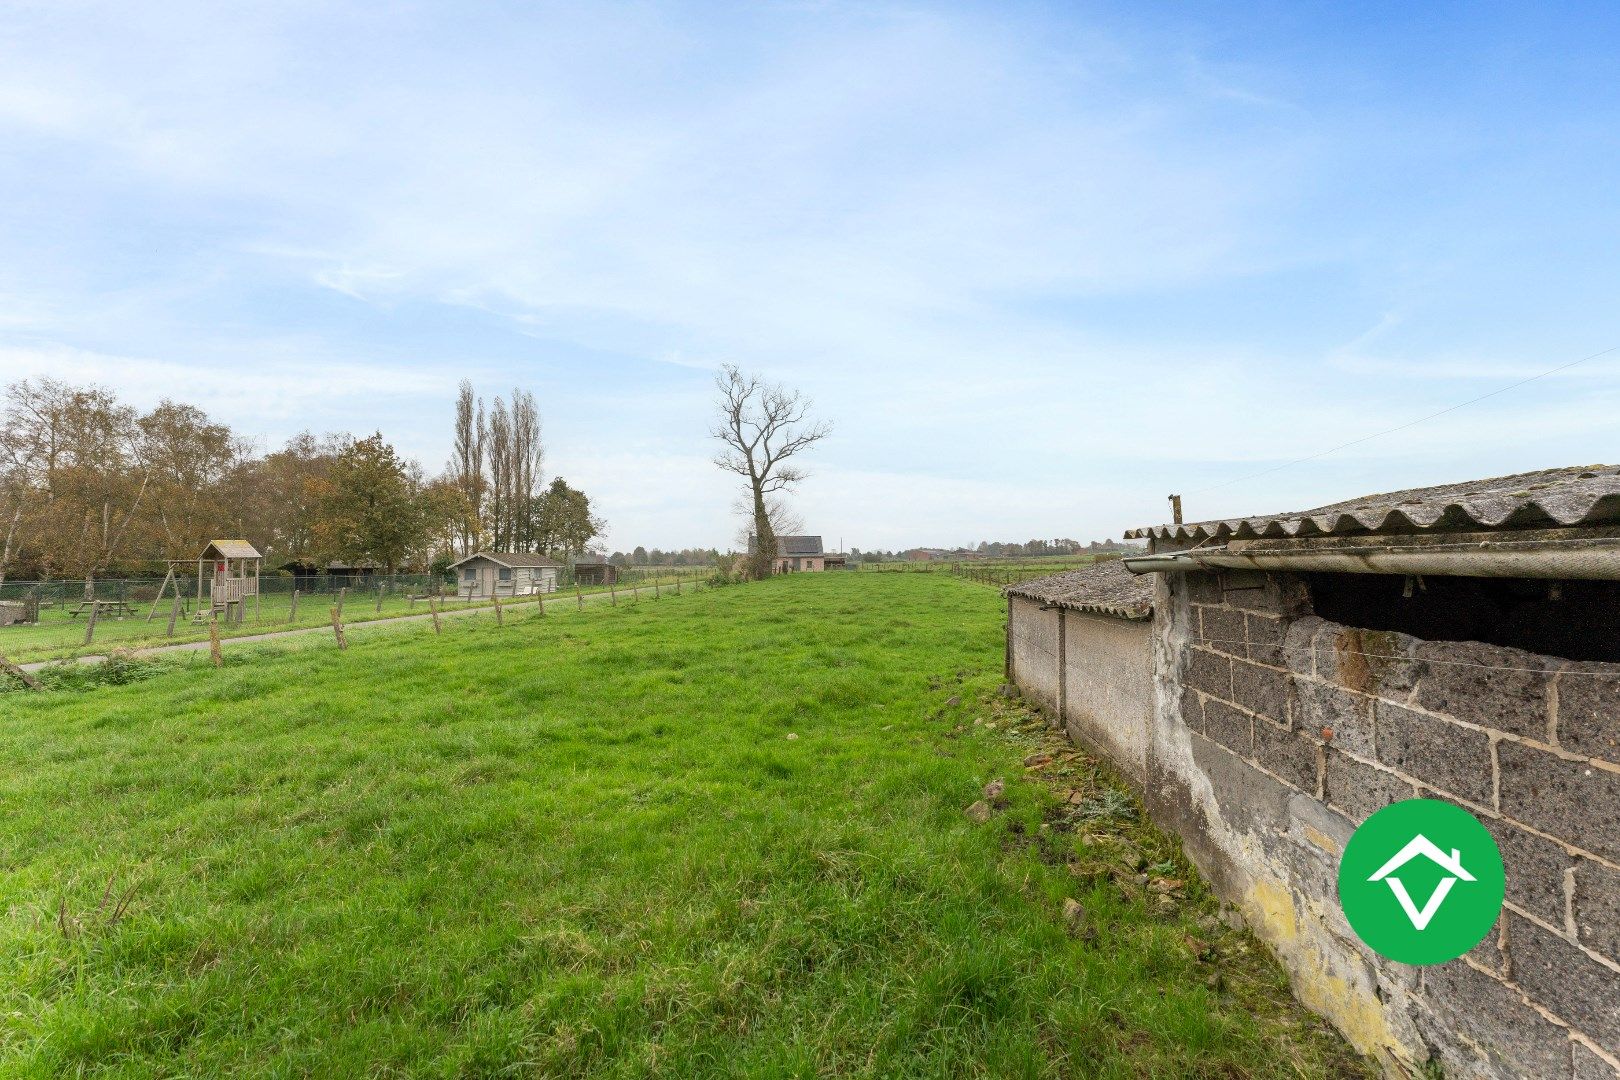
[0,565,713,665]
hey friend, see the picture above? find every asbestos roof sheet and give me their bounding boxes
[447,551,564,569]
[1128,465,1620,543]
[1004,559,1153,620]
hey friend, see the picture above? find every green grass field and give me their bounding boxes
[0,569,705,665]
[0,573,1368,1077]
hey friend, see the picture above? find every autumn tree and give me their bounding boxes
[308,433,426,573]
[711,366,829,578]
[533,477,603,558]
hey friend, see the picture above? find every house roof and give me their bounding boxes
[1004,559,1153,621]
[446,551,564,570]
[1128,465,1620,543]
[750,534,823,555]
[202,539,261,560]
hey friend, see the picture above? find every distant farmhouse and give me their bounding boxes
[749,534,845,572]
[447,552,563,599]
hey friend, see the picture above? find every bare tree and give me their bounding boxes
[711,365,830,578]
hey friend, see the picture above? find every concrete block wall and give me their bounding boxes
[1160,568,1620,1079]
[1008,597,1152,787]
[1008,596,1061,717]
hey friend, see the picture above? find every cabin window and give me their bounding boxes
[463,568,476,581]
[1304,572,1620,663]
[499,568,512,581]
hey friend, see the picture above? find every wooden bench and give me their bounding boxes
[66,599,133,619]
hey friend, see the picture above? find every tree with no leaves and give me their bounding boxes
[711,365,830,579]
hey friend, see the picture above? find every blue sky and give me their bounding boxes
[3,1,1618,550]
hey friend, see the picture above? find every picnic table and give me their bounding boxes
[67,599,134,619]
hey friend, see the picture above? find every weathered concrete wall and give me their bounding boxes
[1151,567,1620,1079]
[1009,598,1153,785]
[1061,610,1151,784]
[1008,596,1061,717]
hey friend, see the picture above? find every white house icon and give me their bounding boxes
[1367,834,1475,931]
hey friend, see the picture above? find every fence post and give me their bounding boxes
[654,576,661,599]
[330,606,347,650]
[83,600,98,646]
[609,580,616,606]
[289,589,300,622]
[209,613,223,667]
[0,649,41,690]
[576,583,583,610]
[430,595,442,634]
[493,594,503,626]
[337,586,347,620]
[376,584,384,613]
[167,595,179,637]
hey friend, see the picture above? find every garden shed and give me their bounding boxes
[572,556,618,586]
[448,552,562,599]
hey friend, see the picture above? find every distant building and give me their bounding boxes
[446,552,563,598]
[572,555,619,586]
[749,534,835,572]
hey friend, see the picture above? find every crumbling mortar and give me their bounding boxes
[1573,1034,1620,1074]
[1564,866,1579,940]
[1413,783,1496,821]
[1490,734,1503,814]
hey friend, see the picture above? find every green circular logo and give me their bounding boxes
[1338,799,1505,965]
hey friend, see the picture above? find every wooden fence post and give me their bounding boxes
[654,576,661,599]
[430,596,442,634]
[330,606,347,650]
[609,581,616,606]
[376,584,384,613]
[166,595,180,637]
[209,614,223,668]
[0,650,42,690]
[493,595,503,626]
[337,586,347,620]
[289,589,300,622]
[576,583,583,610]
[83,600,98,646]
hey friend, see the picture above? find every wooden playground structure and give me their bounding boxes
[146,540,264,624]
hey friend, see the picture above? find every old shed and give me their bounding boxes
[1010,465,1620,1078]
[448,552,563,599]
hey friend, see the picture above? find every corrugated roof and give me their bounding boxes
[203,539,261,560]
[447,551,564,569]
[1005,559,1153,620]
[1128,465,1620,543]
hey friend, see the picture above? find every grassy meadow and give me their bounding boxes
[0,573,1368,1078]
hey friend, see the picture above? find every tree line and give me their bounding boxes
[0,377,605,586]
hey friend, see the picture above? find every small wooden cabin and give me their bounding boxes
[448,552,563,599]
[197,540,262,616]
[572,556,618,586]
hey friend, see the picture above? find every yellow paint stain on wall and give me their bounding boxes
[1243,877,1404,1063]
